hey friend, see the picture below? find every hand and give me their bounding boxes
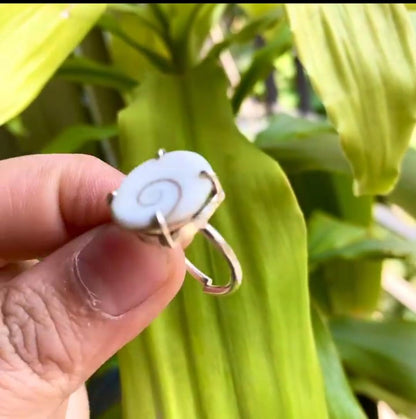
[0,154,185,418]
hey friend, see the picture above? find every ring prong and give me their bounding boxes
[155,211,176,248]
[199,170,225,199]
[156,148,166,159]
[107,190,117,205]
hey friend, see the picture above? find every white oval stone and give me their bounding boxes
[111,150,214,230]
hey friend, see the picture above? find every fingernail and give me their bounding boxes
[74,225,170,316]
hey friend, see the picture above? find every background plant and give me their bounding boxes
[1,4,416,419]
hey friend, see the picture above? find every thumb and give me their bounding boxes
[0,224,185,417]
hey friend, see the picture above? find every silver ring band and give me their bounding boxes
[185,224,242,295]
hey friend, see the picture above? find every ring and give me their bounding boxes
[108,149,242,296]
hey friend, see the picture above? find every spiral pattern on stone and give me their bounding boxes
[136,178,182,218]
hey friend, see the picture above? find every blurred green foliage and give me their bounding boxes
[1,4,416,419]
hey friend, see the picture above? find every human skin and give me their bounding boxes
[0,154,186,418]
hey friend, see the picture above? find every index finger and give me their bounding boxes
[0,153,124,260]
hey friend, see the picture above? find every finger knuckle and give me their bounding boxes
[0,281,81,386]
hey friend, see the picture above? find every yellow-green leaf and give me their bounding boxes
[240,4,282,18]
[308,211,416,265]
[256,113,416,219]
[57,56,138,91]
[285,4,416,196]
[41,124,118,154]
[117,61,328,418]
[106,7,170,83]
[0,4,106,125]
[257,114,383,316]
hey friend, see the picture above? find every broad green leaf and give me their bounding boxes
[41,124,118,154]
[117,62,328,418]
[256,113,349,174]
[309,212,369,263]
[313,247,382,317]
[257,115,381,316]
[308,212,414,316]
[308,211,416,266]
[286,4,416,195]
[57,56,138,91]
[147,4,204,70]
[312,308,366,419]
[108,4,223,90]
[232,23,292,113]
[331,318,416,406]
[106,8,169,83]
[259,113,335,142]
[308,175,380,318]
[110,14,168,82]
[0,4,106,125]
[256,113,416,219]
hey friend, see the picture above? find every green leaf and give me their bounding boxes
[41,124,118,154]
[207,8,283,59]
[106,7,170,83]
[389,150,416,219]
[259,115,383,316]
[331,318,416,406]
[56,56,138,91]
[286,4,416,195]
[189,4,226,61]
[308,211,416,266]
[104,3,221,77]
[307,212,415,316]
[0,4,106,125]
[148,4,226,71]
[318,258,382,318]
[256,113,349,174]
[259,113,335,142]
[231,22,292,113]
[312,308,366,419]
[98,13,174,73]
[240,4,283,18]
[309,212,369,263]
[256,114,376,223]
[351,378,416,418]
[117,61,328,418]
[257,114,383,316]
[307,175,380,318]
[107,4,166,38]
[256,113,416,219]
